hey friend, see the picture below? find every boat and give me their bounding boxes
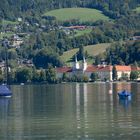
[0,85,12,97]
[118,90,131,100]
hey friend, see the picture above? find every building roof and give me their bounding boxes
[56,67,72,73]
[65,26,86,30]
[56,65,140,73]
[85,65,112,72]
[85,65,97,72]
[131,66,140,71]
[115,65,131,71]
[97,65,112,72]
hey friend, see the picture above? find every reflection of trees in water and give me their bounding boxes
[0,98,10,140]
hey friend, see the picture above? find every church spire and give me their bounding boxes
[75,54,78,62]
[73,54,80,70]
[82,55,87,71]
[83,55,86,63]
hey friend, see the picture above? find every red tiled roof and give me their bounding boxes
[131,66,140,71]
[56,67,72,73]
[56,65,140,73]
[115,65,131,71]
[97,65,112,72]
[66,26,86,29]
[85,65,97,72]
[85,65,112,72]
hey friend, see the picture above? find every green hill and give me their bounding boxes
[60,43,111,65]
[43,8,110,22]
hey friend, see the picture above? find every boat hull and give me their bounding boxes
[118,90,131,100]
[0,85,12,97]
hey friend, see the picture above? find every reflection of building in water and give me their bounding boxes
[75,83,89,138]
[76,83,81,133]
[83,83,89,138]
[115,83,131,93]
[109,82,113,94]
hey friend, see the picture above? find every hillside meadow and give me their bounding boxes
[60,43,111,65]
[43,8,110,22]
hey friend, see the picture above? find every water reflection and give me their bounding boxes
[119,98,131,109]
[1,83,140,139]
[0,97,10,140]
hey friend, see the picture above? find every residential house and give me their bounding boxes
[10,34,23,48]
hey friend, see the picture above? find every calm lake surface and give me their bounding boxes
[0,82,140,140]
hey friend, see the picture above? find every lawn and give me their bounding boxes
[1,20,19,25]
[74,28,92,37]
[43,8,110,22]
[134,7,140,13]
[60,43,111,65]
[69,28,93,38]
[0,32,14,40]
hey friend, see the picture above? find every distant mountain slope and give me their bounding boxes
[1,0,140,20]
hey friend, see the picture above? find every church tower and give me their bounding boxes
[82,56,87,71]
[73,55,80,70]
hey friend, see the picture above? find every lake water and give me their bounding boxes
[0,82,140,140]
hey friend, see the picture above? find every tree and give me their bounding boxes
[112,65,117,81]
[33,49,62,69]
[130,71,139,81]
[90,72,98,82]
[62,73,68,82]
[32,69,40,82]
[82,75,89,82]
[77,45,84,60]
[45,66,56,83]
[120,72,128,81]
[15,67,32,83]
[39,69,46,82]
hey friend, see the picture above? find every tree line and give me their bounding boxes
[95,41,140,66]
[0,0,140,20]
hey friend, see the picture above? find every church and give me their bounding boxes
[56,56,113,81]
[56,56,140,81]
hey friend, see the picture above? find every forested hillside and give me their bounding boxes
[0,0,140,20]
[0,0,140,83]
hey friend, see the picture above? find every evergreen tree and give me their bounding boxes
[112,65,117,81]
[90,72,98,82]
[77,45,84,60]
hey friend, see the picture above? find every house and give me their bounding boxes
[0,61,11,73]
[132,36,140,41]
[10,34,23,48]
[56,56,140,81]
[115,65,140,80]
